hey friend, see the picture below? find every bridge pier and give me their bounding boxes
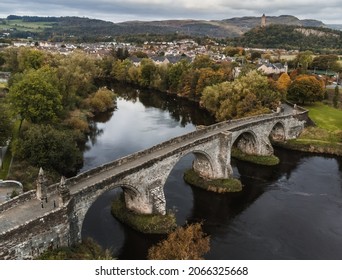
[193,132,233,179]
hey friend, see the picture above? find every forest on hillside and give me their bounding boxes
[233,25,342,53]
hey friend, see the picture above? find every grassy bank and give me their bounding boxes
[184,169,242,193]
[279,103,342,155]
[279,126,342,156]
[231,148,280,166]
[111,195,176,234]
[306,102,342,131]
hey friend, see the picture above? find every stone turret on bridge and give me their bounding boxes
[0,109,307,259]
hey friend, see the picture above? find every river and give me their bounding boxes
[81,84,342,260]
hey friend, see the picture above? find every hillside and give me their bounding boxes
[0,14,328,41]
[234,24,342,52]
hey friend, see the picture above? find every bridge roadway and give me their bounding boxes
[0,109,295,235]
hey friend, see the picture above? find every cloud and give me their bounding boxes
[0,0,341,23]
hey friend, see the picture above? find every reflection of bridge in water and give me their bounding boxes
[0,108,307,259]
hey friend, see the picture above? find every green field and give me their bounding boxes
[305,102,342,131]
[1,19,56,32]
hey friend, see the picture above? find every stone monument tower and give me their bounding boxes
[261,14,266,27]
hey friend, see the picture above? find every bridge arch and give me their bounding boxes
[232,130,259,155]
[191,150,215,179]
[269,121,286,142]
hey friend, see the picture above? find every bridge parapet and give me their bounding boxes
[65,111,294,188]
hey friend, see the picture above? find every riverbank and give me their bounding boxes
[277,103,341,156]
[183,169,242,193]
[274,127,342,156]
[111,195,177,234]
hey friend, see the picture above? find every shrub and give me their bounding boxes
[147,223,210,260]
[85,88,116,113]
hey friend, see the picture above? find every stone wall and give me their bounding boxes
[0,205,71,259]
[0,190,36,213]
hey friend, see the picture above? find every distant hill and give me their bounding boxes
[0,14,329,41]
[234,24,342,52]
[328,24,342,31]
[222,15,325,30]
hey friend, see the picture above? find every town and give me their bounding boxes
[0,11,341,264]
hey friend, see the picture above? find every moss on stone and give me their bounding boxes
[184,169,242,193]
[231,148,280,166]
[111,195,176,234]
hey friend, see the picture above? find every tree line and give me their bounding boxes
[0,47,330,183]
[0,47,116,183]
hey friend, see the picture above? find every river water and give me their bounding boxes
[81,84,342,260]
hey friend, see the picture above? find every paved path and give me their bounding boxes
[0,111,294,234]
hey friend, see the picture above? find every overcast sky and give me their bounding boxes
[0,0,341,24]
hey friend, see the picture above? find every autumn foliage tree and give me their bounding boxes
[201,71,281,121]
[276,72,291,97]
[147,223,210,260]
[287,75,324,105]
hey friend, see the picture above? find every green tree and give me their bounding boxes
[84,87,116,113]
[192,55,214,70]
[287,75,324,105]
[17,47,45,72]
[147,223,210,260]
[312,55,340,72]
[2,47,19,72]
[167,59,190,92]
[0,103,12,146]
[8,67,62,126]
[295,51,313,71]
[56,51,99,109]
[15,124,83,176]
[139,58,157,88]
[333,85,339,108]
[111,59,133,82]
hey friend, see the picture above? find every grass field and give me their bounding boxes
[305,102,342,131]
[1,19,56,32]
[283,102,342,155]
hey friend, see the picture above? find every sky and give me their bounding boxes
[0,0,341,24]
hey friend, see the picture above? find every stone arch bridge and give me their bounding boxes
[0,109,306,259]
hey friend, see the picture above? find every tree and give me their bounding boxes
[333,85,339,108]
[276,72,291,97]
[8,67,62,126]
[167,59,190,92]
[312,55,340,72]
[84,87,116,113]
[17,47,45,72]
[14,124,83,176]
[294,51,313,71]
[201,70,281,121]
[147,223,210,260]
[57,51,99,105]
[111,59,133,82]
[287,75,324,105]
[0,103,12,146]
[139,58,157,88]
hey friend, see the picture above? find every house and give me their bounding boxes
[257,63,288,75]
